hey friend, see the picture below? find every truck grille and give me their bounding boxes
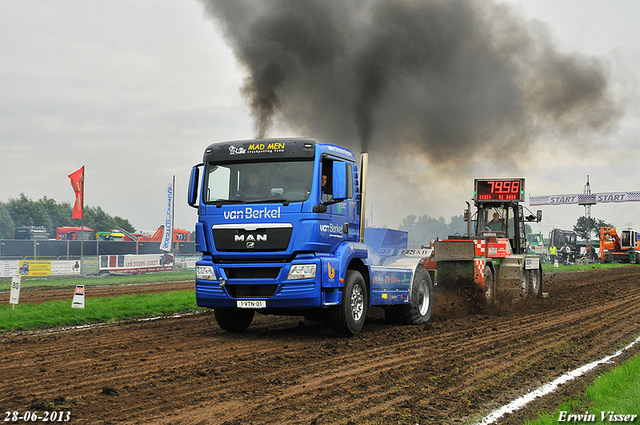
[223,267,281,279]
[212,224,293,252]
[226,284,278,298]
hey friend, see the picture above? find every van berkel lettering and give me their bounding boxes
[223,207,281,220]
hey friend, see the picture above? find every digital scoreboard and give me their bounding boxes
[474,178,525,202]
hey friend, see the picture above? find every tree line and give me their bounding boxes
[398,214,467,246]
[0,193,135,239]
[0,193,613,243]
[397,213,611,245]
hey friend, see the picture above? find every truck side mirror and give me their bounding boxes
[187,165,201,208]
[331,161,347,201]
[537,210,543,222]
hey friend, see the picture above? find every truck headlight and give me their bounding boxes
[196,265,216,280]
[287,264,317,280]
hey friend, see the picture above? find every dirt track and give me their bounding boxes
[2,267,640,424]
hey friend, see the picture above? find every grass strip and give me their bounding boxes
[542,262,634,273]
[0,290,205,332]
[526,353,640,424]
[0,269,194,291]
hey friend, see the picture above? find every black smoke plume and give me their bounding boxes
[200,0,619,163]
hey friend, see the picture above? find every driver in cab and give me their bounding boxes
[487,213,505,232]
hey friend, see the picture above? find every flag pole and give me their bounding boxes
[171,175,175,255]
[80,166,84,271]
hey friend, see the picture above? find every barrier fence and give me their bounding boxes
[0,240,198,260]
[0,255,199,278]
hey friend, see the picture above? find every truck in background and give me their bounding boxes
[434,179,543,306]
[187,138,435,335]
[56,226,93,241]
[548,228,579,264]
[14,226,50,240]
[526,232,547,263]
[96,231,126,242]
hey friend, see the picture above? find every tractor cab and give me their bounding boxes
[475,202,528,255]
[472,179,541,255]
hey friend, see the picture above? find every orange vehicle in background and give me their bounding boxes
[136,226,190,242]
[599,226,639,263]
[57,226,93,241]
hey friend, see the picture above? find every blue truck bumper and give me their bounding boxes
[195,258,340,309]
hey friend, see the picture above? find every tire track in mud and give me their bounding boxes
[1,268,640,425]
[144,275,640,424]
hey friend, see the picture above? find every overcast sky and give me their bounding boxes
[1,0,639,238]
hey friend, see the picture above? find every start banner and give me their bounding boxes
[530,191,640,206]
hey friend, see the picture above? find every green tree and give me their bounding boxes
[447,214,466,236]
[114,216,136,233]
[574,216,612,240]
[38,196,73,234]
[6,193,53,231]
[83,206,117,234]
[0,203,15,239]
[399,213,461,246]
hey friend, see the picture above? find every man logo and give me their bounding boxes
[246,241,255,249]
[234,234,267,242]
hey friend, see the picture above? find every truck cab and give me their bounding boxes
[188,138,434,335]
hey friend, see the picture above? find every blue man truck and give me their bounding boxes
[187,138,435,335]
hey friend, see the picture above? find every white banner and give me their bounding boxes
[530,191,640,206]
[50,260,82,276]
[99,254,174,274]
[160,178,174,252]
[1,261,20,278]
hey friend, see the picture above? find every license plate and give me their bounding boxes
[237,300,266,309]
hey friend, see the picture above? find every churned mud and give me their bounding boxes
[1,267,640,424]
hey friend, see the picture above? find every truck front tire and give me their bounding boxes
[214,308,254,332]
[329,270,367,336]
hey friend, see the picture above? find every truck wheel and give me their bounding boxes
[482,267,495,307]
[214,308,254,332]
[329,270,367,336]
[395,265,433,325]
[527,269,543,298]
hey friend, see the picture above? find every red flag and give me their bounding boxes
[68,166,84,219]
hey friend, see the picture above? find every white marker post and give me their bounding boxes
[9,274,21,309]
[72,285,85,309]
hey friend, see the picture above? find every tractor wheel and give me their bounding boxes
[527,268,543,298]
[214,308,254,332]
[482,267,495,307]
[329,270,367,336]
[394,265,433,325]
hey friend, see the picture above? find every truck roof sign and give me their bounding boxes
[203,138,316,163]
[474,178,525,202]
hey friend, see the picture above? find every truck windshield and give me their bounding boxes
[204,160,314,204]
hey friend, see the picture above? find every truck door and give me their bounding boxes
[319,158,357,246]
